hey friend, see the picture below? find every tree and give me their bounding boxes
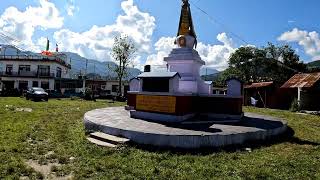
[263,43,306,72]
[110,35,136,97]
[228,46,264,82]
[214,43,306,85]
[212,67,243,87]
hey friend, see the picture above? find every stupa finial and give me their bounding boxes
[176,0,197,48]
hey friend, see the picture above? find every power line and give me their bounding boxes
[0,30,29,52]
[189,0,250,45]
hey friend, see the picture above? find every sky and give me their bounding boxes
[0,0,320,71]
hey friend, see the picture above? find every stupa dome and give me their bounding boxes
[175,35,196,48]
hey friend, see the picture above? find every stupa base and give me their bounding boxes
[84,107,288,149]
[130,110,195,123]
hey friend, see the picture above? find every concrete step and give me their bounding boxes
[90,132,130,144]
[86,137,117,148]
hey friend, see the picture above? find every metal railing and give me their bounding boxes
[0,55,71,68]
[0,71,55,78]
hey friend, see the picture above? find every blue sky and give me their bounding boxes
[0,0,320,70]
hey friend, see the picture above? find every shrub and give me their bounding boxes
[83,88,94,100]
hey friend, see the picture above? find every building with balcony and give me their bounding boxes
[0,54,72,92]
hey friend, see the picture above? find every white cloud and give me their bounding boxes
[131,55,143,70]
[66,0,79,16]
[278,28,320,60]
[198,33,235,71]
[145,33,236,71]
[54,0,155,65]
[0,0,64,51]
[145,37,176,67]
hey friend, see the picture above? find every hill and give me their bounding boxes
[200,67,219,76]
[64,52,141,79]
[307,60,320,68]
[307,60,320,72]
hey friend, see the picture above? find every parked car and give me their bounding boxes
[26,87,48,101]
[46,90,64,98]
[63,89,83,98]
[99,90,114,99]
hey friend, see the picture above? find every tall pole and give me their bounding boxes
[85,59,88,75]
[93,62,96,78]
[92,62,96,99]
[83,59,88,92]
[297,87,301,108]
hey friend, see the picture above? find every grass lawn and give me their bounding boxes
[0,97,319,179]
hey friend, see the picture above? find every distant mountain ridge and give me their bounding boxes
[306,60,320,72]
[63,52,141,79]
[307,60,320,68]
[200,67,219,76]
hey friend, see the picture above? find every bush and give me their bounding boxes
[290,98,300,112]
[83,88,94,100]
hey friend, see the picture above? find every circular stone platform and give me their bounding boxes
[84,107,287,149]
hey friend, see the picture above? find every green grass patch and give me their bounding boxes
[0,97,319,179]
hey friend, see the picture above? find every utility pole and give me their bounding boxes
[83,59,88,92]
[92,62,96,99]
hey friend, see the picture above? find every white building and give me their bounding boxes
[86,79,129,97]
[0,54,71,91]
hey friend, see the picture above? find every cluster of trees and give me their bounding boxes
[214,43,307,86]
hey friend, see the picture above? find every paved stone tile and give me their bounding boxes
[84,107,287,148]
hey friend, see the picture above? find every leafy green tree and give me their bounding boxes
[228,46,265,82]
[263,43,306,72]
[213,67,243,86]
[214,43,306,85]
[110,35,136,97]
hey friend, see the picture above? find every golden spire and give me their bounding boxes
[177,0,197,39]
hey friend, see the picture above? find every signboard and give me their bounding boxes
[136,95,176,114]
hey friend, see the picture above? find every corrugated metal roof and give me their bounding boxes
[244,81,273,89]
[137,72,180,78]
[281,72,320,88]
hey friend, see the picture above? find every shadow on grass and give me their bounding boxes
[127,127,320,155]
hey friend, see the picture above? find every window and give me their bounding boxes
[56,67,62,78]
[101,85,106,90]
[18,65,30,72]
[41,81,49,90]
[18,65,31,75]
[112,85,119,92]
[32,81,39,87]
[38,65,50,76]
[5,64,13,75]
